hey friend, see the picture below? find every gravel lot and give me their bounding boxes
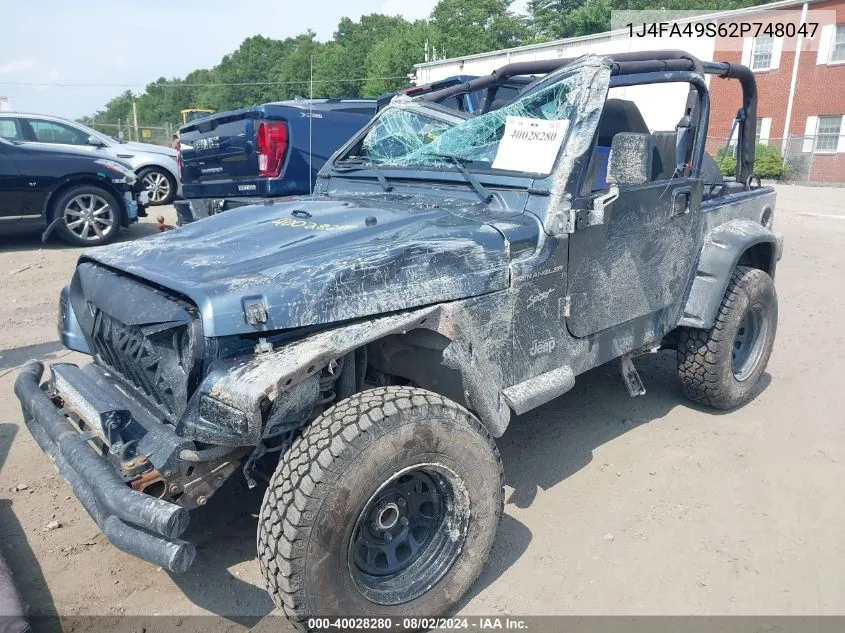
[1,186,844,627]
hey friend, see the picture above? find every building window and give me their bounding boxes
[832,25,845,63]
[755,117,771,145]
[816,116,842,152]
[751,36,774,70]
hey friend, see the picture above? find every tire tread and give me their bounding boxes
[677,266,775,409]
[257,386,504,624]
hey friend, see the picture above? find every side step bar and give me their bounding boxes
[502,366,575,415]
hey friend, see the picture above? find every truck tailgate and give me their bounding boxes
[179,102,378,200]
[179,108,263,188]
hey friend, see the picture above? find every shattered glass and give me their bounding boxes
[360,110,454,163]
[349,55,612,177]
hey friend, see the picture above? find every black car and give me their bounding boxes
[0,137,147,246]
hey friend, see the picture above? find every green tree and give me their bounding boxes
[612,0,770,10]
[206,35,292,109]
[318,14,411,97]
[570,0,611,36]
[530,0,773,40]
[137,76,196,124]
[183,68,217,113]
[362,21,431,96]
[82,90,135,127]
[272,32,326,99]
[430,0,528,59]
[527,0,586,40]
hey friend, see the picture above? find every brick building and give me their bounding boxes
[414,0,845,183]
[708,0,845,182]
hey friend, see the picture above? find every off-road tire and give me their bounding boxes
[257,386,504,627]
[677,266,777,409]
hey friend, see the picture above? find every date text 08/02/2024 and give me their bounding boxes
[306,617,529,630]
[627,21,818,38]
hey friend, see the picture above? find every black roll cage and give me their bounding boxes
[419,50,757,184]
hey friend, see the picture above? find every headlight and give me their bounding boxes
[94,159,136,185]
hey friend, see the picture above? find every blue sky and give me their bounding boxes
[1,0,459,118]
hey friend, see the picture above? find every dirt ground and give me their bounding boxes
[1,186,844,627]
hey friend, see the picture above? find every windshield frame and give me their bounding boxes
[326,55,612,189]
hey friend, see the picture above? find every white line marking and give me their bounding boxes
[796,212,845,220]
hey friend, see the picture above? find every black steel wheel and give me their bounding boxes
[258,387,503,627]
[731,303,769,381]
[349,465,467,605]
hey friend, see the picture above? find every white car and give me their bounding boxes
[0,113,181,205]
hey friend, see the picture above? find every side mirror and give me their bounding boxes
[608,132,653,186]
[87,135,105,147]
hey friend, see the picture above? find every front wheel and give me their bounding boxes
[52,185,121,247]
[258,387,504,626]
[677,266,778,409]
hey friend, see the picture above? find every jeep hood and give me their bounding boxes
[83,196,515,337]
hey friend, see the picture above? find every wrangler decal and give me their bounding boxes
[272,218,357,231]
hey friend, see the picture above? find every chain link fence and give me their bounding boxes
[706,135,845,185]
[86,121,175,147]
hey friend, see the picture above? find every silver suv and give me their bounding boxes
[0,113,180,205]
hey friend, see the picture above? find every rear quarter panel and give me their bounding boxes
[679,187,780,329]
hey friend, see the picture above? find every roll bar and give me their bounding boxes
[418,50,757,184]
[703,61,758,184]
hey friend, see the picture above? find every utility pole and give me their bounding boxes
[308,54,313,195]
[132,99,139,143]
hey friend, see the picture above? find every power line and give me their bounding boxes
[0,76,410,88]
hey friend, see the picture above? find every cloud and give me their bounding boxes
[0,60,36,75]
[379,0,436,20]
[47,70,60,81]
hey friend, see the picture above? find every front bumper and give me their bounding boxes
[14,361,195,573]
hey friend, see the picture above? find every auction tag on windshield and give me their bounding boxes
[492,116,569,174]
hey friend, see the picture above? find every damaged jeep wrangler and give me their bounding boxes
[16,51,782,625]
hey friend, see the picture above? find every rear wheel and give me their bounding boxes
[258,387,504,626]
[53,185,121,247]
[677,266,777,409]
[138,167,176,205]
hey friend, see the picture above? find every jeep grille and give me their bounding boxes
[90,309,196,422]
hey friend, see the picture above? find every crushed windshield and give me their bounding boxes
[348,55,609,177]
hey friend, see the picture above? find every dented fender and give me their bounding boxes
[679,218,782,329]
[179,305,510,445]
